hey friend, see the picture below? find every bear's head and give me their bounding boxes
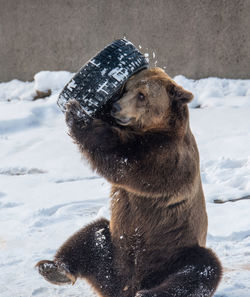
[111,67,193,134]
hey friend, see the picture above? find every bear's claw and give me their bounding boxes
[35,260,76,286]
[65,99,91,128]
[135,290,151,297]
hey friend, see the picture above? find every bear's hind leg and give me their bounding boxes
[36,259,76,285]
[136,246,222,297]
[36,218,120,296]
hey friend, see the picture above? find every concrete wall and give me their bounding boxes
[1,0,250,82]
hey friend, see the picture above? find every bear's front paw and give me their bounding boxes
[65,99,91,129]
[35,260,76,286]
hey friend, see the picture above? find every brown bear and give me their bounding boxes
[36,67,222,297]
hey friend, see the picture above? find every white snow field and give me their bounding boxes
[0,71,250,297]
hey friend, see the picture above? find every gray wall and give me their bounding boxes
[1,0,250,82]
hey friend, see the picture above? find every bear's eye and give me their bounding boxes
[137,92,145,102]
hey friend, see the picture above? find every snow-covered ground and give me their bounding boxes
[0,71,249,297]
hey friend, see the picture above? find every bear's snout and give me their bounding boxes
[110,101,132,126]
[111,102,121,115]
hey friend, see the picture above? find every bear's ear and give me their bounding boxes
[168,84,193,104]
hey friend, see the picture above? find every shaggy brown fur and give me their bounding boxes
[36,68,222,297]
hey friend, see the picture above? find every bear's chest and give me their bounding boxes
[110,189,200,269]
[110,194,171,273]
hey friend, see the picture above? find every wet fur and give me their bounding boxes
[37,68,222,297]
